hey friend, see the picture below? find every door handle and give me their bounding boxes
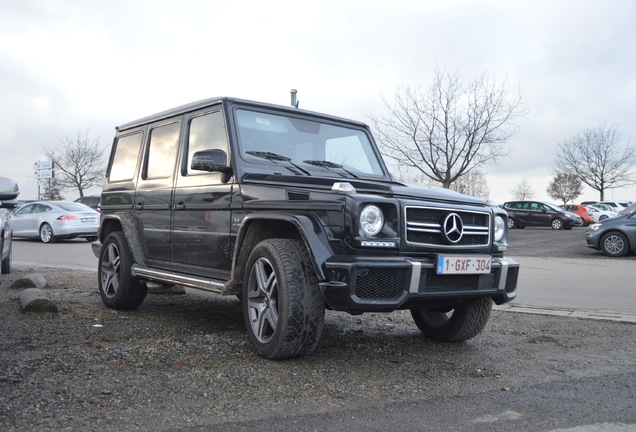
[135,202,144,210]
[174,202,186,211]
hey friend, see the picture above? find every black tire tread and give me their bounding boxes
[411,297,492,342]
[243,238,325,359]
[99,231,147,310]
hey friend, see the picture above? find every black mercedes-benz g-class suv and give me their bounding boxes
[93,97,518,359]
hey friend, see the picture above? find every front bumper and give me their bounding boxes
[320,256,519,313]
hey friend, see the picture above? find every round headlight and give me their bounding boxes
[360,205,384,237]
[494,215,506,242]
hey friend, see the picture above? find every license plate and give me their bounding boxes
[81,218,96,223]
[436,255,492,275]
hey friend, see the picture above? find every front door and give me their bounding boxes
[171,109,233,276]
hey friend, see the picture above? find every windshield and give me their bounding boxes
[236,109,385,177]
[544,203,564,212]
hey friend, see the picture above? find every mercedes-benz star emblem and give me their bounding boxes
[443,213,464,244]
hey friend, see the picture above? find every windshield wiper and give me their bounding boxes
[246,151,311,175]
[303,160,358,178]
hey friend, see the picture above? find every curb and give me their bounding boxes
[494,304,636,324]
[9,273,58,314]
[19,288,58,314]
[11,273,47,290]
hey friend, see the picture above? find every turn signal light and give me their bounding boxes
[57,215,77,221]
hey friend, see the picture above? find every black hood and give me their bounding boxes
[242,173,487,206]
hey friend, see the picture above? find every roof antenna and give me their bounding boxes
[290,89,299,108]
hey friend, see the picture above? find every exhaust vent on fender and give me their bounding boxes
[287,190,311,201]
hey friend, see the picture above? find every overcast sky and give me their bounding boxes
[1,0,635,203]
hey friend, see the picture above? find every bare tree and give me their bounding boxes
[447,170,490,199]
[546,172,582,204]
[40,178,65,201]
[42,130,107,197]
[370,68,524,188]
[554,124,636,200]
[511,178,534,200]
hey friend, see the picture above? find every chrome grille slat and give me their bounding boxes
[405,206,491,247]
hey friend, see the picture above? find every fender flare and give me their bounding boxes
[99,213,146,266]
[232,212,334,282]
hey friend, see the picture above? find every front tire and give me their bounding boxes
[243,238,325,359]
[410,297,492,342]
[600,231,630,257]
[551,218,564,230]
[98,231,147,309]
[39,223,56,243]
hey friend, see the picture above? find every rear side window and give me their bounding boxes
[146,122,180,179]
[109,133,143,182]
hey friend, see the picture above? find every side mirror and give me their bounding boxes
[0,176,19,208]
[191,149,233,183]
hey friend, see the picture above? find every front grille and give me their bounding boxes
[418,270,481,293]
[405,206,491,247]
[354,267,406,300]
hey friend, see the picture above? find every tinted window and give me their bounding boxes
[186,111,228,175]
[15,204,35,215]
[109,132,143,182]
[146,122,180,179]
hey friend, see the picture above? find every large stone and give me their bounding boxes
[19,288,58,314]
[11,273,47,290]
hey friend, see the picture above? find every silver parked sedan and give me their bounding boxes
[12,201,100,243]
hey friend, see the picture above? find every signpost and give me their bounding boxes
[34,161,55,200]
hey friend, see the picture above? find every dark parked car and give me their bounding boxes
[586,206,636,256]
[503,200,583,230]
[93,96,519,359]
[0,176,19,274]
[74,195,101,211]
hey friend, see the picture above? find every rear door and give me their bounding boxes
[135,119,181,263]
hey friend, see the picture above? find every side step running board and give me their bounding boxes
[131,264,226,293]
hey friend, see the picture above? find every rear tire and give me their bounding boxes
[507,217,515,229]
[1,236,11,274]
[410,297,492,342]
[243,238,325,359]
[98,231,147,309]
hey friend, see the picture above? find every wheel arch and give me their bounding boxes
[225,213,333,295]
[99,213,146,266]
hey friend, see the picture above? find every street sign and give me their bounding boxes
[34,161,54,170]
[35,170,54,179]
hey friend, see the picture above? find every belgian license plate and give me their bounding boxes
[436,255,492,275]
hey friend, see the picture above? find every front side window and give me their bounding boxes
[236,109,385,177]
[109,132,143,182]
[186,111,228,175]
[146,122,180,179]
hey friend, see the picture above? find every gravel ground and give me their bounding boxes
[1,262,635,431]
